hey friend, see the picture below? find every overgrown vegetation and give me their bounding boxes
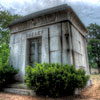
[25,63,90,97]
[0,8,20,89]
[0,10,20,45]
[0,44,18,90]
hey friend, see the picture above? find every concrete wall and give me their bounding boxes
[9,23,69,82]
[9,32,26,81]
[62,22,73,65]
[71,25,90,74]
[9,21,89,82]
[49,24,62,64]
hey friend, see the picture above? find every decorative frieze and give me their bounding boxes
[10,11,67,34]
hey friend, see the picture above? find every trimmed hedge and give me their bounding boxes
[25,63,90,97]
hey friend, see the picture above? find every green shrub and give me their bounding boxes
[0,65,18,89]
[25,63,90,97]
[0,43,9,67]
[0,44,18,90]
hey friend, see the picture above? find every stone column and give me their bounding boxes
[62,22,73,65]
[41,28,50,63]
[49,24,62,64]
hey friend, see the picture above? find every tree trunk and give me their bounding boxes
[97,63,100,74]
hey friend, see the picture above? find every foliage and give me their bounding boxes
[87,24,100,72]
[0,44,9,67]
[0,65,18,89]
[0,8,20,88]
[0,10,20,45]
[25,63,90,97]
[0,44,18,89]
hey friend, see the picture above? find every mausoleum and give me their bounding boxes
[9,4,90,82]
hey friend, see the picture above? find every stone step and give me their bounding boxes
[7,83,28,89]
[3,88,36,96]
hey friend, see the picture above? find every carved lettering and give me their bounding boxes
[26,30,43,38]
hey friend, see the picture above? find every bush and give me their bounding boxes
[0,44,18,90]
[25,63,90,97]
[0,65,18,89]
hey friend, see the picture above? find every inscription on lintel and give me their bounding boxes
[26,30,43,38]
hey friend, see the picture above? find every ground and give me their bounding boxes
[0,75,100,100]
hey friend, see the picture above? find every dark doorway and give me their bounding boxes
[28,38,42,67]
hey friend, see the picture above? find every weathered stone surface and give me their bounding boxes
[49,24,61,37]
[42,29,49,63]
[50,36,61,51]
[71,25,88,72]
[3,88,35,96]
[49,24,61,52]
[62,22,72,65]
[62,50,71,65]
[9,5,90,83]
[9,5,88,36]
[50,51,61,64]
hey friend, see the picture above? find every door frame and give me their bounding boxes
[26,36,42,67]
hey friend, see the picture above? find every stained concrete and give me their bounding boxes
[9,4,90,82]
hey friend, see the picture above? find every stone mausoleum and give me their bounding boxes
[9,4,90,82]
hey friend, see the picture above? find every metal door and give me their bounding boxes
[29,38,42,66]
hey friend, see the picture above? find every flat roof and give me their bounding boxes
[9,4,69,26]
[9,4,88,33]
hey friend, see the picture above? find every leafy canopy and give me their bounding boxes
[0,10,20,45]
[87,23,100,70]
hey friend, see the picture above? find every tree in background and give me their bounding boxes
[0,7,19,88]
[87,24,100,73]
[0,9,20,45]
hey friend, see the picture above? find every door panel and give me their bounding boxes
[29,38,42,67]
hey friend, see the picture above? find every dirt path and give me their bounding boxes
[0,75,100,100]
[79,75,100,100]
